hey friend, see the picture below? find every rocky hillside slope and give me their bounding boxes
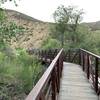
[5,9,50,49]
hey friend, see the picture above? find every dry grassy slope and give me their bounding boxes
[5,9,50,49]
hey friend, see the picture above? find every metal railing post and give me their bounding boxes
[79,49,81,65]
[95,57,98,93]
[82,52,85,71]
[87,54,90,79]
[51,67,56,100]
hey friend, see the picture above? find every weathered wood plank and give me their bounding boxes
[58,62,98,100]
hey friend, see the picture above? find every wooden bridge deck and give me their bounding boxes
[58,62,98,100]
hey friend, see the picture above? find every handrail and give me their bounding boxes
[80,48,100,95]
[25,48,63,100]
[80,48,100,59]
[26,48,100,98]
[27,48,79,64]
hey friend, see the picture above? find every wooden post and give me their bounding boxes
[95,57,98,93]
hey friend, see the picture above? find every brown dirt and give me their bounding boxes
[5,9,50,49]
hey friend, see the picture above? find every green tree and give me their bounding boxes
[0,0,18,6]
[53,5,84,48]
[0,0,25,50]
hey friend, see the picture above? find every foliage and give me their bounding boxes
[0,48,44,99]
[0,8,6,21]
[0,0,18,6]
[0,0,44,99]
[0,0,23,48]
[42,37,61,50]
[0,9,25,51]
[52,5,84,47]
[0,21,25,43]
[0,7,43,98]
[45,5,100,56]
[82,30,100,54]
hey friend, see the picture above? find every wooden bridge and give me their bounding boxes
[25,48,100,100]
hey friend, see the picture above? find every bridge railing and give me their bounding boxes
[63,49,79,64]
[25,49,63,100]
[27,48,79,64]
[80,49,100,95]
[27,48,59,63]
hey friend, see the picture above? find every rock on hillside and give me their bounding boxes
[5,9,50,49]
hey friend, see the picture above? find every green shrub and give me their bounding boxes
[42,37,61,50]
[0,48,44,99]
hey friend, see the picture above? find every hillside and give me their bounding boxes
[82,21,100,31]
[4,9,100,49]
[5,9,50,49]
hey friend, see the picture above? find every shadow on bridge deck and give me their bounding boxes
[58,62,98,100]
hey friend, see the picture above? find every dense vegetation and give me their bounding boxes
[0,3,44,100]
[1,3,100,100]
[42,5,100,55]
[0,48,44,100]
